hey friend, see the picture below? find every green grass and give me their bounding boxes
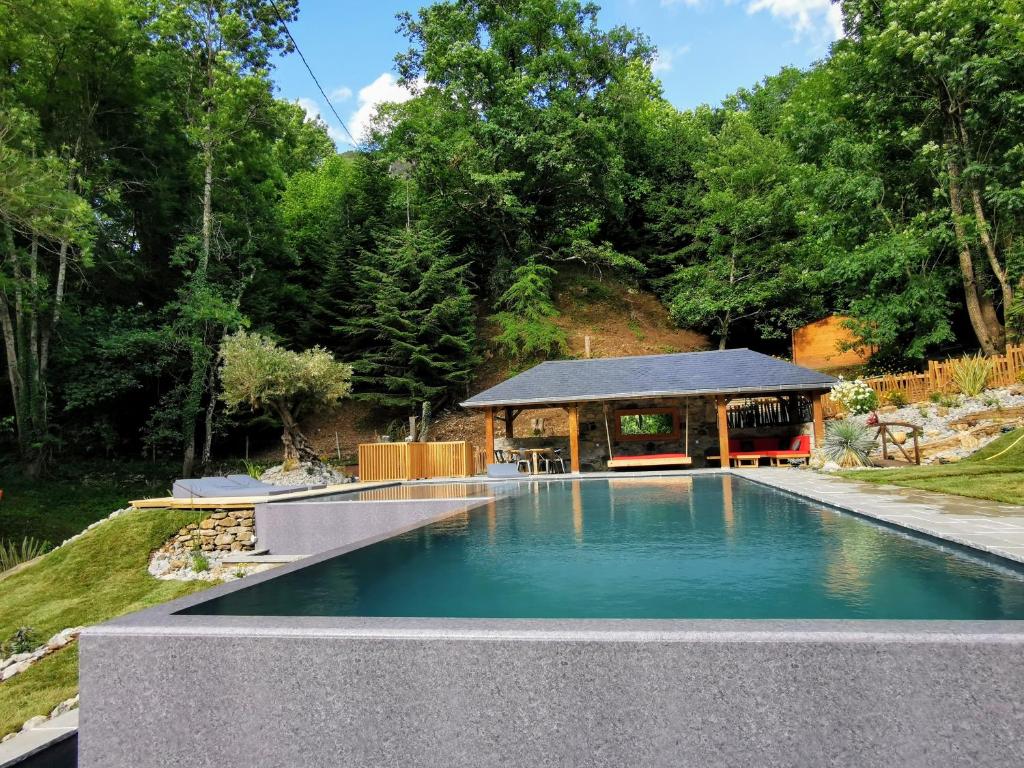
[0,507,213,737]
[0,460,176,544]
[838,428,1024,504]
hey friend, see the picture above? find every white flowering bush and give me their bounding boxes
[830,377,878,415]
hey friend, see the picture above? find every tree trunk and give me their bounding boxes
[955,117,1014,314]
[947,150,1001,355]
[275,401,320,465]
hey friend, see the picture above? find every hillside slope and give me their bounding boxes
[296,274,707,462]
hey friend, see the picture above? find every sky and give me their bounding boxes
[275,0,843,148]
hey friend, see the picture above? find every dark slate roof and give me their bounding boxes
[461,348,837,408]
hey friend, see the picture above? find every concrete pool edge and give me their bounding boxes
[78,472,1024,767]
[733,468,1024,566]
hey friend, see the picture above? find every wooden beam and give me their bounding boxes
[503,406,515,438]
[716,395,730,468]
[484,406,496,464]
[811,392,825,449]
[567,404,581,473]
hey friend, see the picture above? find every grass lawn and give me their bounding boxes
[838,428,1024,504]
[0,507,214,737]
[0,461,177,545]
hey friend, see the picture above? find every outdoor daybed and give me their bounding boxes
[606,453,692,470]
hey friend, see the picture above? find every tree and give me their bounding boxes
[149,0,299,474]
[219,331,352,464]
[835,0,1024,354]
[661,112,810,348]
[381,0,653,354]
[335,223,479,409]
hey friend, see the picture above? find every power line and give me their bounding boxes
[268,0,359,147]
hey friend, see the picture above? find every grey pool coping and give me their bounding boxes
[0,709,77,768]
[734,468,1024,566]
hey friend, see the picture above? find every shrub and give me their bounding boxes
[824,420,877,468]
[3,627,40,656]
[241,460,263,480]
[829,378,879,415]
[0,537,51,573]
[928,391,942,403]
[885,391,908,408]
[949,354,993,397]
[191,552,210,573]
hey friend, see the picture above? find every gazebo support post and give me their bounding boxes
[811,392,825,449]
[716,396,730,468]
[568,405,581,473]
[484,407,495,464]
[503,407,516,438]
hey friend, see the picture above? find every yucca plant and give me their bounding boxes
[949,354,993,397]
[0,537,51,573]
[824,419,877,468]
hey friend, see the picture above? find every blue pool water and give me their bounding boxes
[184,477,1024,620]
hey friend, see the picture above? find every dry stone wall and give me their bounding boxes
[174,509,256,553]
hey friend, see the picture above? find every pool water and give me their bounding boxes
[184,477,1024,620]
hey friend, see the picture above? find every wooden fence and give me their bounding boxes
[824,345,1024,413]
[358,440,477,481]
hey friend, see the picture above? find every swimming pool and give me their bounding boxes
[184,476,1024,620]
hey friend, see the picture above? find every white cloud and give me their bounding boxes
[652,44,692,73]
[330,85,353,101]
[746,0,843,38]
[347,73,419,145]
[659,0,843,41]
[294,97,346,145]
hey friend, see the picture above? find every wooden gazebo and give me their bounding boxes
[461,349,836,473]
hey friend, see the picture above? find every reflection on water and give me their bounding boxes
[184,476,1024,620]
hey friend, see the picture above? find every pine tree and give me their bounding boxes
[336,223,478,410]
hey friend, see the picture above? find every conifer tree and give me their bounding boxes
[336,223,477,410]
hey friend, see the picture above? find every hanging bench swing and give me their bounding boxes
[604,402,693,470]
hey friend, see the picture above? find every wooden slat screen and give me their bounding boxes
[358,441,478,482]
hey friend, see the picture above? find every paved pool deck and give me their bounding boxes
[735,468,1024,566]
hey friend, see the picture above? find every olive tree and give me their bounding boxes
[219,331,351,464]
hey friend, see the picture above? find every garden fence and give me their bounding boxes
[823,345,1024,414]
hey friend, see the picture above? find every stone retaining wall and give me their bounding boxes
[174,509,255,552]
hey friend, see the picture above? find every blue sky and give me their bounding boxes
[275,0,842,147]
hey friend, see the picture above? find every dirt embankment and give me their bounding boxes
[288,273,708,459]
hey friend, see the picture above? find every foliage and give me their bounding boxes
[829,378,879,415]
[0,538,51,573]
[824,419,877,468]
[335,223,478,408]
[219,331,352,462]
[885,391,908,408]
[490,262,567,362]
[949,354,993,397]
[241,459,263,479]
[2,626,39,656]
[191,552,210,573]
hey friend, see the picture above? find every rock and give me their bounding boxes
[214,533,235,546]
[2,733,15,743]
[211,512,228,519]
[821,461,842,473]
[2,662,30,681]
[198,528,217,537]
[21,716,48,731]
[198,518,217,530]
[878,405,898,414]
[235,530,252,543]
[178,527,191,536]
[235,509,254,519]
[260,461,347,487]
[959,432,980,450]
[176,535,192,544]
[50,695,79,719]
